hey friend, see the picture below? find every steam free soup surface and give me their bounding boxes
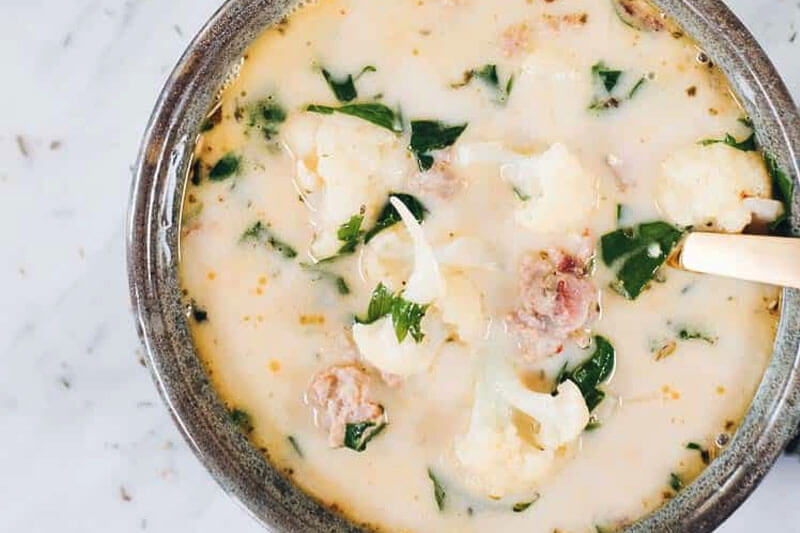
[180,0,781,531]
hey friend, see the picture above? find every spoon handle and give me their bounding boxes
[673,233,800,289]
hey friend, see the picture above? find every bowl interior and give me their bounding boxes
[127,0,800,531]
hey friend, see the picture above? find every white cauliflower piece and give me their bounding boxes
[457,142,599,234]
[656,143,781,232]
[352,312,449,377]
[282,113,412,257]
[390,196,445,305]
[453,351,589,498]
[438,273,486,344]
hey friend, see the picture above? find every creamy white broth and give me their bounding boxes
[179,0,780,531]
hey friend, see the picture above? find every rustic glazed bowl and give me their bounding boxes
[127,0,800,531]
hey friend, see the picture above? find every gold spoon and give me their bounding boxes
[669,233,800,289]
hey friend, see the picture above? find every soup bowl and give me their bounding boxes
[127,0,800,530]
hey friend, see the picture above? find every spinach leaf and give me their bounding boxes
[287,435,304,458]
[592,61,623,92]
[241,221,298,259]
[409,120,468,170]
[336,214,364,254]
[357,283,429,343]
[247,97,287,140]
[229,408,254,434]
[427,468,446,511]
[686,442,710,464]
[601,221,685,300]
[363,193,427,243]
[699,133,757,152]
[320,65,376,103]
[512,494,540,513]
[344,421,386,452]
[559,336,616,411]
[307,102,403,133]
[764,152,794,231]
[300,263,351,295]
[209,153,240,181]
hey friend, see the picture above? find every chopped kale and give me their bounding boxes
[320,65,376,102]
[287,435,304,458]
[512,494,540,512]
[344,421,386,452]
[600,221,685,300]
[241,221,298,259]
[409,120,468,170]
[307,102,403,133]
[336,213,365,254]
[699,132,757,152]
[593,62,623,92]
[427,468,446,511]
[208,152,241,181]
[190,158,203,186]
[558,336,616,411]
[363,193,427,243]
[229,408,254,434]
[357,283,429,343]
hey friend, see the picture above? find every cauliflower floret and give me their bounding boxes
[656,143,782,232]
[453,351,589,498]
[282,113,412,257]
[457,142,599,234]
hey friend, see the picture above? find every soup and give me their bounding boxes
[179,0,787,530]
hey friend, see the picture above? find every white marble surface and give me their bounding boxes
[0,1,798,532]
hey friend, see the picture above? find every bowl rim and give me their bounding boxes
[127,0,800,531]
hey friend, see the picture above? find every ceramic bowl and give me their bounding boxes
[127,0,800,530]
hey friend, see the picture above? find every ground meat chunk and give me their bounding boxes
[306,364,384,447]
[508,248,599,359]
[613,0,667,32]
[411,159,463,199]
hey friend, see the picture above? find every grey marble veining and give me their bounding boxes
[0,1,797,532]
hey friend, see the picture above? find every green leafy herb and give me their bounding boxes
[336,213,364,254]
[558,336,616,411]
[247,97,287,140]
[589,62,647,111]
[764,152,794,231]
[344,421,386,452]
[452,64,515,105]
[287,435,304,458]
[669,472,684,492]
[686,442,710,464]
[409,120,468,170]
[585,420,602,431]
[229,408,254,434]
[208,152,240,181]
[512,494,540,512]
[300,263,351,295]
[320,65,376,102]
[593,62,623,92]
[241,221,298,259]
[601,221,685,300]
[307,102,403,133]
[677,327,717,344]
[357,283,429,343]
[363,193,427,243]
[699,132,757,152]
[428,468,446,511]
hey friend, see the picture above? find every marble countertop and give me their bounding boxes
[0,1,798,532]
